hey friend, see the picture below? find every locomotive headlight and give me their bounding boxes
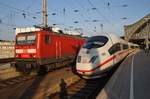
[27,49,36,53]
[15,49,23,53]
[89,56,98,63]
[77,56,81,63]
[33,55,36,58]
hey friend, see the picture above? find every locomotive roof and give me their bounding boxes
[15,27,86,38]
[53,31,87,39]
[15,27,42,35]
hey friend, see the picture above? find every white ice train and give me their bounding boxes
[76,33,138,79]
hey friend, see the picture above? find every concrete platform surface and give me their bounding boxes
[97,51,150,99]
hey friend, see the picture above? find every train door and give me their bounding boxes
[56,40,62,59]
[44,34,51,58]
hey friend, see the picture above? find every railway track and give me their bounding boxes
[0,62,72,89]
[0,75,35,89]
[0,62,21,80]
[50,58,121,99]
[0,60,72,82]
[50,76,110,99]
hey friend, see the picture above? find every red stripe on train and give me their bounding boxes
[77,55,116,72]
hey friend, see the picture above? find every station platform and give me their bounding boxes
[97,50,150,99]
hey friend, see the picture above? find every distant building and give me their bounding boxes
[0,40,15,58]
[124,13,150,48]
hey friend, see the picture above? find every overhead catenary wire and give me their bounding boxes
[63,0,99,34]
[71,0,94,23]
[24,0,37,11]
[71,0,105,34]
[61,0,86,30]
[0,1,43,28]
[106,1,128,19]
[86,0,115,26]
[0,2,40,20]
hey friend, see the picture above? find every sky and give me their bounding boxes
[0,0,150,40]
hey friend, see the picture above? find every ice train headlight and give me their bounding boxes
[89,56,98,63]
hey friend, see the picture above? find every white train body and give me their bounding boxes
[76,33,138,79]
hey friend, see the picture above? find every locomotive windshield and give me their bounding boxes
[83,36,108,49]
[16,33,36,45]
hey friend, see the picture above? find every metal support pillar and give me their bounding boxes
[144,17,150,49]
[146,37,149,49]
[42,0,48,27]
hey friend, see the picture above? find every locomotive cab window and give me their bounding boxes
[16,33,36,45]
[16,36,26,44]
[83,36,108,49]
[108,43,121,55]
[27,35,36,44]
[45,35,50,44]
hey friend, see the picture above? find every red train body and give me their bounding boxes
[14,28,85,73]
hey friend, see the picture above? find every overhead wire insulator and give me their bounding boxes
[121,17,127,20]
[93,20,99,22]
[33,16,36,19]
[92,7,96,10]
[74,10,79,12]
[52,13,56,15]
[22,13,26,18]
[122,4,128,7]
[74,21,79,23]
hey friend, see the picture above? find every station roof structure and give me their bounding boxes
[124,13,150,41]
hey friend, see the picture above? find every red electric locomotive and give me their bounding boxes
[14,27,85,74]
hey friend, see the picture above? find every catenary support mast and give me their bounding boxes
[42,0,48,27]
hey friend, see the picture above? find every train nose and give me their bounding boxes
[76,55,99,75]
[76,63,95,73]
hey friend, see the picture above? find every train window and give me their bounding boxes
[16,36,26,44]
[45,35,50,44]
[108,43,121,55]
[27,35,36,44]
[16,33,36,45]
[83,36,108,49]
[123,44,128,49]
